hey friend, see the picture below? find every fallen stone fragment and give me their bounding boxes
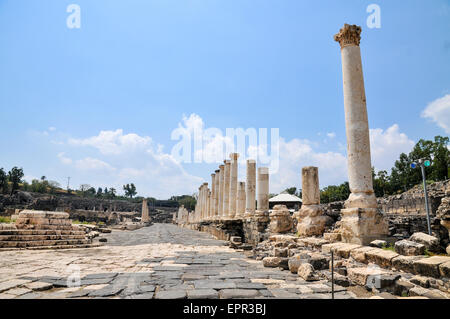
[369,240,387,248]
[24,281,53,292]
[409,232,440,252]
[365,248,399,268]
[408,286,448,299]
[394,240,425,256]
[297,263,317,281]
[262,257,281,268]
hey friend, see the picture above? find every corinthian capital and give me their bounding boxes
[334,24,362,48]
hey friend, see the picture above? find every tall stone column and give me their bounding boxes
[214,169,220,220]
[198,184,204,222]
[223,160,231,219]
[229,153,239,219]
[244,159,256,218]
[218,165,225,219]
[203,182,208,221]
[141,198,150,223]
[236,181,246,218]
[206,190,210,222]
[256,167,269,215]
[210,173,216,219]
[334,24,388,244]
[295,167,328,236]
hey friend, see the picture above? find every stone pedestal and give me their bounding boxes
[254,167,270,224]
[334,24,388,244]
[295,167,328,236]
[269,205,293,234]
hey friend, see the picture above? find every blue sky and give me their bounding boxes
[1,0,449,198]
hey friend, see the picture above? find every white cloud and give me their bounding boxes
[69,129,152,155]
[327,132,336,139]
[48,127,56,132]
[269,137,348,194]
[369,124,415,172]
[421,94,450,134]
[57,152,73,165]
[75,157,116,172]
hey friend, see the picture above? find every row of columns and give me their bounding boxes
[191,153,270,222]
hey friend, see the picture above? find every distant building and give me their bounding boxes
[269,192,302,211]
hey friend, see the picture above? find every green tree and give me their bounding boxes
[284,187,297,196]
[97,187,103,197]
[0,168,7,194]
[123,183,137,198]
[7,167,24,195]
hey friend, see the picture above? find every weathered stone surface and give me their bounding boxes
[154,290,186,299]
[394,280,415,296]
[410,275,430,288]
[297,263,316,281]
[369,240,387,248]
[187,289,218,299]
[219,289,260,299]
[321,242,348,254]
[347,267,389,286]
[349,246,378,263]
[193,280,236,290]
[273,248,288,258]
[0,279,31,293]
[262,257,282,268]
[335,243,362,258]
[439,261,450,278]
[395,240,425,256]
[269,205,293,234]
[309,253,329,270]
[409,232,440,252]
[323,232,341,242]
[24,281,53,291]
[365,248,399,268]
[392,255,424,273]
[413,256,450,278]
[409,286,448,299]
[288,255,304,274]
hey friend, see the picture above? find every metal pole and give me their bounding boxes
[331,250,334,299]
[420,164,432,236]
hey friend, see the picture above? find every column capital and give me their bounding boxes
[229,153,239,161]
[334,24,361,48]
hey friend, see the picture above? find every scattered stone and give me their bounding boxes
[391,255,423,273]
[409,232,440,252]
[409,286,448,299]
[370,240,387,248]
[262,257,282,268]
[349,246,378,263]
[394,280,415,296]
[395,240,425,256]
[297,263,317,281]
[365,248,399,268]
[410,275,431,288]
[309,253,329,270]
[347,267,389,286]
[273,248,288,258]
[323,232,341,242]
[413,256,450,278]
[439,261,450,277]
[288,255,304,274]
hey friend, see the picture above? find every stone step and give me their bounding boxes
[17,225,79,231]
[0,234,86,241]
[0,239,90,248]
[0,230,85,236]
[0,243,102,251]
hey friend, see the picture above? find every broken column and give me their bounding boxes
[141,198,150,223]
[244,159,256,218]
[218,164,225,219]
[334,24,388,244]
[228,153,239,219]
[223,160,231,219]
[295,167,328,236]
[236,181,246,219]
[269,205,293,234]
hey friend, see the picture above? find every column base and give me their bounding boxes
[253,210,270,223]
[269,206,293,234]
[295,205,328,237]
[337,207,389,245]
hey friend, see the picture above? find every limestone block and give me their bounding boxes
[349,246,379,263]
[369,240,387,248]
[413,256,450,278]
[391,256,424,273]
[439,261,450,278]
[409,232,440,252]
[288,255,304,274]
[296,205,328,237]
[269,205,293,234]
[297,263,317,281]
[323,232,341,242]
[395,240,426,256]
[262,257,282,268]
[347,267,389,286]
[335,243,362,259]
[365,248,399,268]
[321,242,349,254]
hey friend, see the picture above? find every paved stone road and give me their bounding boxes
[0,223,355,299]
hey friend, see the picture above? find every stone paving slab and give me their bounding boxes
[0,223,350,299]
